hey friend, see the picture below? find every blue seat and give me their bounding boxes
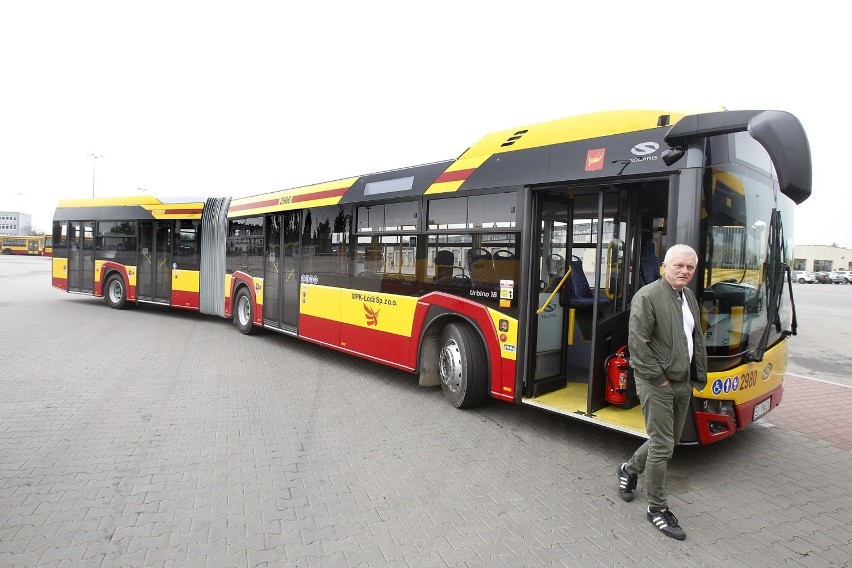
[568,256,611,308]
[640,240,661,285]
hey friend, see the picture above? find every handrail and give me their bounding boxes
[536,267,572,315]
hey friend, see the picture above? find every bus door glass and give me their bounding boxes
[68,222,95,293]
[264,211,301,330]
[587,187,631,413]
[531,195,571,395]
[138,221,172,303]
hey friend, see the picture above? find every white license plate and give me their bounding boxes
[753,398,771,421]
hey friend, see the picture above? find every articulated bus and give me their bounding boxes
[51,109,811,445]
[1,235,48,256]
[42,235,52,257]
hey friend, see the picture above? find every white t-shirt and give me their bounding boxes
[680,290,695,361]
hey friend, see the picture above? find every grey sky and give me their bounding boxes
[1,1,847,247]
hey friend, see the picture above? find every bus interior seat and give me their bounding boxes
[640,240,661,285]
[434,249,455,280]
[467,248,497,286]
[543,253,565,291]
[568,255,612,309]
[492,249,517,281]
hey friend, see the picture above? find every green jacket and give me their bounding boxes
[628,278,708,391]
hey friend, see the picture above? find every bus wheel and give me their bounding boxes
[104,274,127,310]
[439,322,487,408]
[233,287,256,335]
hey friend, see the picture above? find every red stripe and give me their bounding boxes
[163,208,202,215]
[171,290,200,310]
[229,186,350,213]
[291,187,349,203]
[299,313,412,368]
[433,168,476,184]
[230,198,280,213]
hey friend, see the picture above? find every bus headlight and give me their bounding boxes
[701,399,737,432]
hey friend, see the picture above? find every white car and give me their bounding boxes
[791,270,816,283]
[829,270,851,284]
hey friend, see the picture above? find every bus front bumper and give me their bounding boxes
[693,382,784,445]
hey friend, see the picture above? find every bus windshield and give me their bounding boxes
[700,133,796,370]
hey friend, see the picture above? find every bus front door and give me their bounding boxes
[263,211,301,332]
[137,221,172,304]
[68,222,95,294]
[527,187,634,413]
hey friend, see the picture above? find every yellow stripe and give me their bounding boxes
[462,110,688,160]
[229,177,358,217]
[425,156,489,195]
[301,285,419,336]
[56,196,164,208]
[425,180,465,195]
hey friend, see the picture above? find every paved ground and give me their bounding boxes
[2,256,851,568]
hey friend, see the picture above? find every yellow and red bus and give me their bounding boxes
[1,234,50,256]
[52,109,811,445]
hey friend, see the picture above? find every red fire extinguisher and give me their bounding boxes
[605,346,629,405]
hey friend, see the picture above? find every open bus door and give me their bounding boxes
[523,181,669,433]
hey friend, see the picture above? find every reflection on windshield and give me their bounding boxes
[701,165,777,367]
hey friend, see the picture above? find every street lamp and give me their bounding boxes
[88,154,102,198]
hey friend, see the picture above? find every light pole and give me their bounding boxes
[88,154,102,198]
[14,193,23,234]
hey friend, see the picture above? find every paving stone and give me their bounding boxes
[2,262,852,568]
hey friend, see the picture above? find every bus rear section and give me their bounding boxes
[51,197,209,311]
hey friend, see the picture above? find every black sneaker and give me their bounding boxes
[617,463,637,502]
[647,507,686,540]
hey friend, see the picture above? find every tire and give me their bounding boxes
[233,287,256,335]
[2,249,11,255]
[438,322,487,408]
[104,274,127,309]
[798,278,805,283]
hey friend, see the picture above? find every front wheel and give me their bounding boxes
[233,287,256,335]
[439,322,487,408]
[104,274,127,309]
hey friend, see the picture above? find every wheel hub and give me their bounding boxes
[440,339,462,392]
[238,295,251,326]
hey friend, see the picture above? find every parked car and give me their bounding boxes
[814,271,833,284]
[791,270,816,283]
[830,270,852,284]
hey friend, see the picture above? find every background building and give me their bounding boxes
[792,245,852,272]
[0,211,32,235]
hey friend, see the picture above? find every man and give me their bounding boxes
[617,244,707,540]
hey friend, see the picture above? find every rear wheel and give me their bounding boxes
[233,287,256,335]
[104,274,127,309]
[439,322,487,408]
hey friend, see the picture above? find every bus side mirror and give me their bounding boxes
[662,147,684,166]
